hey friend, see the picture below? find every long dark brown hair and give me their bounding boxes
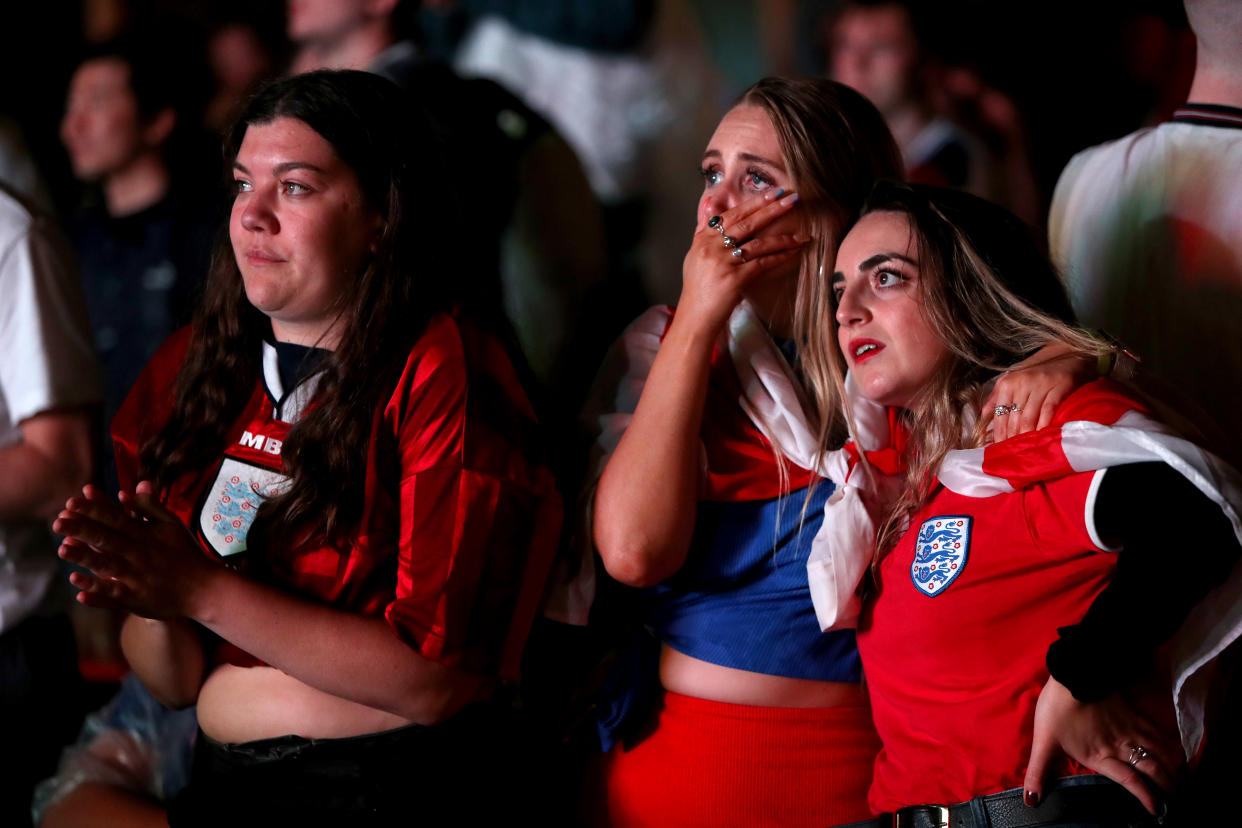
[141,69,459,547]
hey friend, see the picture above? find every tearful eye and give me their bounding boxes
[233,179,252,194]
[282,181,309,196]
[699,167,723,187]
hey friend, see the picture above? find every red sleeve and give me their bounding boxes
[1023,468,1111,556]
[110,327,193,492]
[382,315,562,679]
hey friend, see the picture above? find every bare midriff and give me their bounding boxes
[196,664,416,743]
[659,644,867,708]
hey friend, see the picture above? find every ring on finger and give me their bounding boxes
[732,246,746,261]
[722,235,736,248]
[708,215,723,230]
[1127,744,1151,768]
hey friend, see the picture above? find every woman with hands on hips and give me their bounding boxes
[817,181,1242,826]
[584,77,1096,828]
[54,70,561,825]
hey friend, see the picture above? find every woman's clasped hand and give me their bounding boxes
[56,482,218,620]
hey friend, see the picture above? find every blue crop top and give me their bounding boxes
[593,333,864,749]
[646,481,861,681]
[596,480,863,749]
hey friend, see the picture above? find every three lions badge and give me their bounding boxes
[911,516,971,596]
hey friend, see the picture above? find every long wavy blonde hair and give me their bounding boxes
[737,77,902,462]
[818,182,1108,557]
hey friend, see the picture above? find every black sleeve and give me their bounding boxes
[1046,461,1240,701]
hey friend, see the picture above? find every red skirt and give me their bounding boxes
[593,690,880,827]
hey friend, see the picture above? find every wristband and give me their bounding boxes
[1092,329,1140,378]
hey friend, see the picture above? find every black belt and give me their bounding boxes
[837,778,1166,828]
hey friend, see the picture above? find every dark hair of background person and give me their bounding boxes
[140,69,463,548]
[67,24,217,195]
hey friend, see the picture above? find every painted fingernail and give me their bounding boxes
[1024,790,1039,807]
[794,234,811,243]
[780,193,799,206]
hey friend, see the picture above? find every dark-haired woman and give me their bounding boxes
[819,182,1242,826]
[54,70,561,824]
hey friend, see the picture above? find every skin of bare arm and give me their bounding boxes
[56,483,487,726]
[0,408,93,521]
[119,616,205,710]
[982,340,1097,442]
[39,782,170,828]
[593,191,805,587]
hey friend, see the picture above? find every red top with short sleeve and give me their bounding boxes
[111,312,562,680]
[858,454,1113,810]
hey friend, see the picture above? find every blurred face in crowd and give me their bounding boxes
[833,210,948,408]
[829,4,920,116]
[61,57,150,181]
[210,23,273,92]
[230,117,381,348]
[286,0,375,43]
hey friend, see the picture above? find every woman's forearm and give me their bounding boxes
[39,782,168,828]
[593,315,718,587]
[120,616,206,709]
[185,567,487,725]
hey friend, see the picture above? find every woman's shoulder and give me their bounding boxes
[153,324,196,363]
[391,309,543,431]
[388,310,555,488]
[124,325,196,402]
[1049,378,1149,429]
[411,310,536,408]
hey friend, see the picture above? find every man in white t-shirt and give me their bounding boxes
[0,186,100,826]
[1049,4,1242,818]
[1049,0,1242,468]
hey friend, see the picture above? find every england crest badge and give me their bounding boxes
[910,515,971,597]
[198,458,289,558]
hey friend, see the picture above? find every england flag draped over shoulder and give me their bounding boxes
[810,378,1242,761]
[555,300,891,623]
[938,380,1242,760]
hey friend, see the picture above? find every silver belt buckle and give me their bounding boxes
[895,804,949,828]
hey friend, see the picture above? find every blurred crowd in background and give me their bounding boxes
[2,0,1198,299]
[0,0,1201,736]
[0,0,1213,824]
